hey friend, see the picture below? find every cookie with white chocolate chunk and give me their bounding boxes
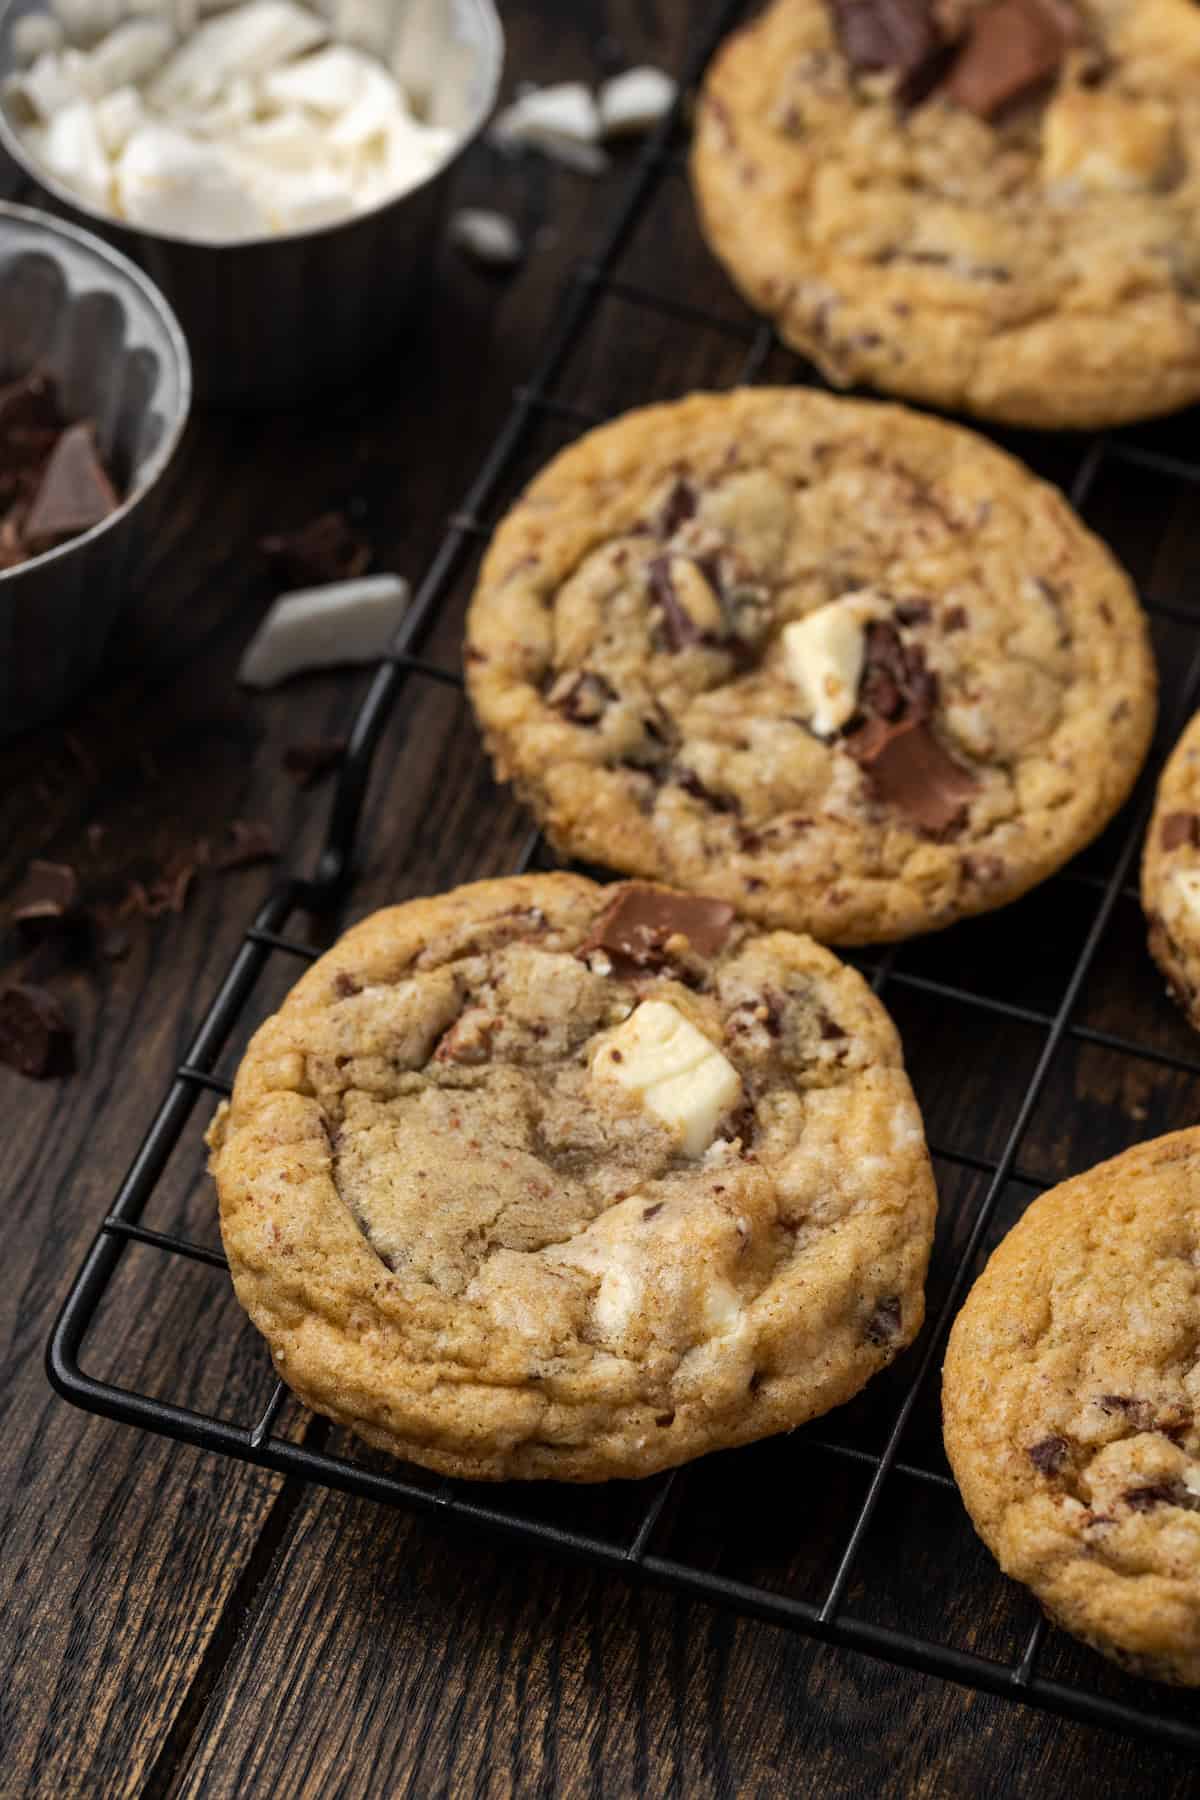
[208,872,937,1481]
[1142,709,1200,1029]
[466,388,1155,945]
[691,0,1200,428]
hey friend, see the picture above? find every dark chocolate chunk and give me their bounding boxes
[894,599,932,626]
[675,768,740,814]
[214,820,279,871]
[1097,1394,1155,1431]
[865,1294,902,1344]
[1027,1435,1069,1475]
[847,715,977,834]
[642,1202,665,1221]
[282,737,348,788]
[1124,1481,1200,1514]
[260,510,370,587]
[659,476,697,538]
[829,0,947,103]
[334,972,362,998]
[547,669,617,725]
[23,422,119,547]
[943,605,968,633]
[581,882,736,977]
[817,1011,848,1040]
[648,555,701,650]
[945,0,1072,120]
[10,859,80,936]
[1161,812,1200,852]
[0,983,74,1078]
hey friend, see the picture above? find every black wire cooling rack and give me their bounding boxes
[47,0,1200,1758]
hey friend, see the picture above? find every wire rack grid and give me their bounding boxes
[46,0,1200,1758]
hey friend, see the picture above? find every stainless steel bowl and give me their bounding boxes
[0,201,191,739]
[0,0,504,407]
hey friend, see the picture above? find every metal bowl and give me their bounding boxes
[0,200,191,739]
[0,0,505,407]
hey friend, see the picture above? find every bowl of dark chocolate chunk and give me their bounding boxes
[0,200,191,739]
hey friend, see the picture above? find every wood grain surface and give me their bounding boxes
[3,2,1200,1794]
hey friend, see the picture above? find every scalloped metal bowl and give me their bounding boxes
[0,202,192,739]
[0,0,505,406]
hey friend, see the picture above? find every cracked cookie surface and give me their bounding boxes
[1142,710,1200,1032]
[209,873,936,1481]
[465,389,1154,945]
[944,1129,1200,1683]
[691,0,1200,428]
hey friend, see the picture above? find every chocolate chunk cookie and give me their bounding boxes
[465,389,1155,945]
[944,1130,1200,1683]
[1143,710,1200,1030]
[209,873,937,1481]
[691,0,1200,428]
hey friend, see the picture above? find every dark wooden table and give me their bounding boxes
[5,3,1200,1793]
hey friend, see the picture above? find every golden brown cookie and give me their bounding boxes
[691,0,1200,429]
[209,872,937,1481]
[944,1130,1200,1684]
[465,388,1155,945]
[1142,709,1200,1030]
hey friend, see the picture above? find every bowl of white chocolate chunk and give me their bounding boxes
[0,0,504,403]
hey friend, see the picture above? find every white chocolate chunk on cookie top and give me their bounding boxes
[1167,866,1200,924]
[1041,87,1179,194]
[780,589,882,737]
[590,998,742,1157]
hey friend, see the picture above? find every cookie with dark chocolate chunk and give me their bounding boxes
[1143,711,1200,1033]
[945,1129,1200,1685]
[466,387,1154,945]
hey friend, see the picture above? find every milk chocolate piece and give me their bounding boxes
[583,883,736,976]
[24,422,119,547]
[648,555,701,650]
[829,0,949,102]
[1027,1435,1068,1475]
[946,0,1070,120]
[1161,811,1200,852]
[848,714,978,834]
[0,983,74,1078]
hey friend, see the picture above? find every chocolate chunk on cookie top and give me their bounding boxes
[209,873,937,1482]
[1143,709,1200,1030]
[944,1130,1200,1685]
[465,389,1154,945]
[691,0,1200,428]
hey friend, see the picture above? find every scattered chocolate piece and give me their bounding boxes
[943,605,968,633]
[282,737,348,788]
[1027,1435,1069,1475]
[817,1011,848,1040]
[642,1202,664,1221]
[10,859,80,938]
[850,716,979,834]
[648,555,701,650]
[829,0,950,103]
[894,599,932,626]
[260,511,370,588]
[546,670,617,725]
[945,0,1071,120]
[658,476,697,538]
[214,820,279,872]
[1161,812,1200,852]
[0,982,74,1078]
[1124,1481,1200,1514]
[1097,1394,1155,1431]
[333,972,362,998]
[865,1295,902,1344]
[675,768,740,814]
[580,882,736,977]
[98,923,132,962]
[24,423,120,548]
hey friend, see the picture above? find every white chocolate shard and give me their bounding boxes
[448,207,523,266]
[1042,88,1178,194]
[86,19,175,97]
[117,122,268,239]
[326,57,401,147]
[94,83,145,153]
[37,96,111,208]
[591,999,743,1159]
[6,48,86,123]
[490,81,609,174]
[11,14,65,65]
[1169,868,1200,924]
[147,0,326,110]
[258,42,372,114]
[781,590,883,737]
[237,573,409,688]
[598,65,676,138]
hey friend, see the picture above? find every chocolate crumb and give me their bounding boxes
[643,1202,664,1221]
[865,1295,902,1344]
[943,605,968,633]
[283,737,347,788]
[817,1011,848,1040]
[334,972,361,998]
[214,821,279,872]
[260,510,370,587]
[0,983,74,1078]
[1124,1481,1200,1513]
[659,476,697,538]
[894,600,932,626]
[1161,812,1200,853]
[1027,1435,1069,1475]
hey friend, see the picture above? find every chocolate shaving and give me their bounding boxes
[945,0,1072,120]
[260,510,370,587]
[0,983,74,1079]
[282,737,348,788]
[214,820,279,872]
[865,1295,902,1344]
[1161,812,1200,852]
[647,555,701,650]
[829,0,950,103]
[1027,1435,1069,1475]
[580,883,736,978]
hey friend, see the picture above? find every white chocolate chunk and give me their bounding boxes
[591,1000,743,1159]
[598,65,676,138]
[490,81,609,173]
[147,0,326,110]
[11,14,65,65]
[781,590,883,737]
[6,48,86,123]
[326,57,400,147]
[94,84,145,153]
[1169,868,1200,925]
[237,573,409,688]
[1042,88,1178,194]
[258,42,371,113]
[86,19,175,96]
[117,122,267,238]
[448,207,523,266]
[37,97,111,208]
